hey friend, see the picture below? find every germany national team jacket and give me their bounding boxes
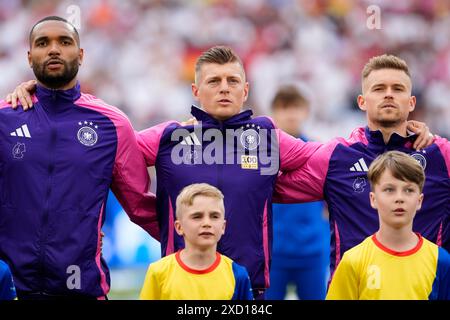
[137,106,321,292]
[275,127,450,277]
[0,83,158,298]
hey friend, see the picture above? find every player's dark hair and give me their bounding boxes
[29,16,80,47]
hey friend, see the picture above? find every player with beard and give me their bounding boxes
[28,20,80,90]
[5,47,435,300]
[275,54,450,279]
[0,16,158,299]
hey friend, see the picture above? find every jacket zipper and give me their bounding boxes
[38,96,57,293]
[218,121,225,192]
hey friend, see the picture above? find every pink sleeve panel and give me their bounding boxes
[274,140,338,203]
[274,127,367,204]
[75,94,160,240]
[276,128,323,171]
[0,100,11,109]
[137,121,178,166]
[435,136,450,178]
[347,126,368,145]
[265,116,322,171]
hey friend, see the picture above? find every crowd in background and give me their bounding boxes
[1,0,449,299]
[1,0,449,140]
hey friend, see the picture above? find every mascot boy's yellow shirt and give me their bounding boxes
[140,251,253,300]
[327,234,450,300]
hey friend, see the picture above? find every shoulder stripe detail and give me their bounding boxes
[75,93,128,119]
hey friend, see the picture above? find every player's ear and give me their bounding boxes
[416,193,424,211]
[357,95,366,111]
[409,95,416,112]
[174,220,184,236]
[222,219,226,235]
[78,48,84,66]
[243,82,249,102]
[192,83,200,101]
[369,192,377,209]
[28,51,32,68]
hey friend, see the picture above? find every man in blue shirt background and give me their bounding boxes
[267,84,329,300]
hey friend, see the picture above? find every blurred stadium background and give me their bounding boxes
[1,0,449,299]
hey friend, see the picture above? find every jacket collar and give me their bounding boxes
[364,126,417,149]
[35,81,81,113]
[190,105,253,126]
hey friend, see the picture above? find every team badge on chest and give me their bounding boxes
[240,125,260,150]
[410,153,427,170]
[77,121,98,147]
